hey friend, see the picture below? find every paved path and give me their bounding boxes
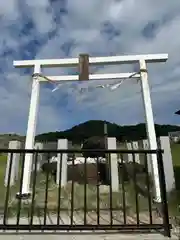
[0,232,178,240]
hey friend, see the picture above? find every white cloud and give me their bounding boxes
[0,0,180,135]
[24,0,56,34]
[0,0,19,21]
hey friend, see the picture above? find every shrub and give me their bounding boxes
[82,136,106,158]
[41,162,57,181]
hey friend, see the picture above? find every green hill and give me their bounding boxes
[1,120,180,145]
[35,120,180,143]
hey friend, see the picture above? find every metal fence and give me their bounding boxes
[0,148,171,237]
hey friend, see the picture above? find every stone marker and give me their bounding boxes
[132,141,140,163]
[33,142,44,171]
[142,139,152,174]
[142,136,175,193]
[107,137,119,192]
[126,142,133,162]
[158,136,175,192]
[4,140,21,187]
[57,139,68,186]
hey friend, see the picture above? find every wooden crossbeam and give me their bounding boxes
[78,54,89,81]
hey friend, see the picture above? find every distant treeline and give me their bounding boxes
[35,120,180,144]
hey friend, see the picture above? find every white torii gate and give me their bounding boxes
[13,53,168,202]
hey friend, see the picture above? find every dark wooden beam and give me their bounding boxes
[78,54,89,81]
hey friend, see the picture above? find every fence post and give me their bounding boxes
[57,139,68,186]
[156,149,171,237]
[4,141,21,187]
[107,137,119,192]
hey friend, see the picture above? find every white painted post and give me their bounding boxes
[158,136,175,192]
[142,139,152,174]
[107,137,119,192]
[57,139,68,186]
[139,59,161,203]
[4,141,21,187]
[126,142,133,162]
[19,64,41,197]
[132,141,140,163]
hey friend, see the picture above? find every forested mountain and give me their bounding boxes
[35,120,180,143]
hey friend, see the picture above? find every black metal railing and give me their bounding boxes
[0,148,171,236]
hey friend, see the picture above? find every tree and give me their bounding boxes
[41,161,57,182]
[36,120,180,143]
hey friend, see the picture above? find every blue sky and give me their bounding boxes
[1,0,180,135]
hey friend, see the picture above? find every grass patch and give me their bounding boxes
[0,154,154,218]
[4,178,154,218]
[168,143,180,218]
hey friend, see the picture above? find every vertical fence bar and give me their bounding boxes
[108,153,113,226]
[70,156,75,226]
[144,153,153,225]
[132,153,140,225]
[96,157,100,225]
[43,153,50,226]
[16,152,26,227]
[156,150,171,237]
[120,153,126,225]
[3,152,13,225]
[29,152,38,227]
[57,153,63,225]
[84,157,87,225]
